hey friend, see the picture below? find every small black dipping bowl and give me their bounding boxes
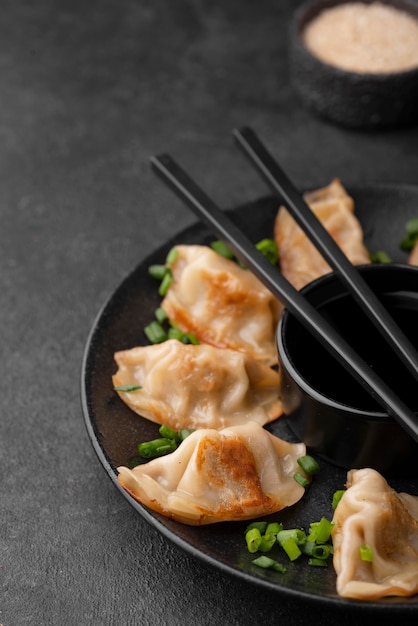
[277,264,418,477]
[289,0,418,129]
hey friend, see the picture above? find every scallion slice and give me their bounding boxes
[165,247,179,265]
[148,264,168,280]
[297,455,320,476]
[113,384,142,392]
[137,437,178,459]
[332,489,345,510]
[154,307,168,324]
[144,320,167,344]
[252,556,286,573]
[210,240,235,259]
[256,238,278,265]
[293,471,310,488]
[158,424,181,441]
[308,557,328,567]
[308,518,335,544]
[360,544,373,562]
[245,527,262,553]
[400,218,418,251]
[158,270,173,296]
[371,250,392,264]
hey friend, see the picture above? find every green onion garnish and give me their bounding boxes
[144,320,167,344]
[307,518,335,544]
[113,384,142,392]
[302,541,332,560]
[136,426,194,461]
[400,218,418,251]
[308,557,328,567]
[251,555,286,573]
[293,471,310,488]
[179,428,195,440]
[256,238,278,265]
[359,544,373,562]
[245,527,262,553]
[210,240,235,259]
[297,455,320,476]
[158,270,173,296]
[154,307,168,324]
[370,250,392,264]
[137,437,178,459]
[245,521,268,534]
[165,247,179,265]
[158,424,181,441]
[332,489,345,510]
[148,264,168,280]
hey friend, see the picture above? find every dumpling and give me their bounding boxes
[160,245,282,366]
[113,339,283,430]
[275,179,371,290]
[332,468,418,600]
[408,240,418,265]
[117,421,307,525]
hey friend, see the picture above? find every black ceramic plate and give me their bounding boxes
[81,184,418,614]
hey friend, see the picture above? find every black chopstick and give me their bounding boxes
[150,153,418,443]
[233,125,418,384]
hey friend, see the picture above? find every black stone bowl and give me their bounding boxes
[289,0,418,129]
[277,264,418,477]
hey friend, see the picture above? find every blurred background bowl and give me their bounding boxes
[289,0,418,129]
[277,263,418,477]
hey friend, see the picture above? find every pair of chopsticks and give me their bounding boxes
[150,127,418,443]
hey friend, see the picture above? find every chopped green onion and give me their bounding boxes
[293,471,310,488]
[400,218,418,251]
[186,333,199,345]
[210,240,235,259]
[256,238,278,265]
[158,424,181,441]
[277,528,306,546]
[297,455,320,476]
[308,557,328,567]
[113,384,142,392]
[245,527,262,553]
[370,250,392,264]
[165,247,179,265]
[154,307,168,323]
[148,264,168,280]
[252,556,286,573]
[144,320,167,344]
[308,518,335,544]
[332,489,345,510]
[302,541,332,560]
[258,533,277,553]
[245,521,268,535]
[158,270,173,296]
[179,428,195,440]
[138,437,178,459]
[360,544,373,562]
[265,522,283,536]
[168,327,186,341]
[279,536,302,561]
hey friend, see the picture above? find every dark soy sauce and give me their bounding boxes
[284,292,418,413]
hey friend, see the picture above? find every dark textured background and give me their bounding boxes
[1,1,418,624]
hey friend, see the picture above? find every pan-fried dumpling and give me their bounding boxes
[113,340,283,430]
[275,179,370,290]
[160,245,282,366]
[408,240,418,265]
[117,421,307,525]
[332,468,418,600]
